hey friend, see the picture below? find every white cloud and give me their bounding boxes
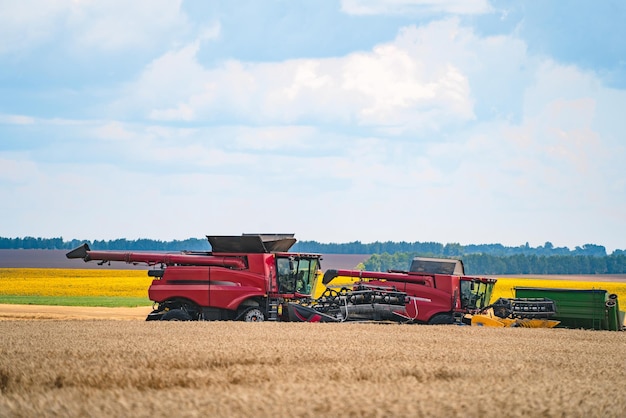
[0,114,36,125]
[0,1,67,54]
[427,59,626,247]
[284,61,333,100]
[0,0,190,54]
[0,154,39,185]
[122,19,479,134]
[68,0,189,51]
[341,45,473,129]
[340,0,492,16]
[88,121,258,170]
[231,125,319,151]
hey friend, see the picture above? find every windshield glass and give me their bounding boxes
[460,280,494,310]
[276,256,319,295]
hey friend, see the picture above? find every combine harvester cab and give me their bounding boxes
[67,234,323,322]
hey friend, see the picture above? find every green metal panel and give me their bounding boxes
[514,287,618,330]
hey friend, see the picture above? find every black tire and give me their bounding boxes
[161,309,192,321]
[428,313,455,325]
[242,307,265,322]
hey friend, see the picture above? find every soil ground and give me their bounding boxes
[0,304,153,321]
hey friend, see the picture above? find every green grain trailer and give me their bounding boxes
[514,287,624,331]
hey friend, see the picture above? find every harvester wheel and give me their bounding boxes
[428,313,455,325]
[243,308,265,322]
[161,309,192,321]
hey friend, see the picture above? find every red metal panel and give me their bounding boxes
[362,279,453,322]
[148,266,211,306]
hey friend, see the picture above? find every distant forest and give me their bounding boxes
[294,240,626,275]
[362,252,626,275]
[1,236,625,275]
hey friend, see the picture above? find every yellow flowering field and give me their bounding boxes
[1,268,625,309]
[0,268,151,298]
[490,278,626,303]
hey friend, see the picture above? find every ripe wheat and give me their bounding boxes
[0,321,624,417]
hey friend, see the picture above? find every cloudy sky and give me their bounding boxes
[1,0,625,251]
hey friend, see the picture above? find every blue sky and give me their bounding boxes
[1,0,625,251]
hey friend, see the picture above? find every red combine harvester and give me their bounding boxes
[67,234,322,321]
[288,257,497,324]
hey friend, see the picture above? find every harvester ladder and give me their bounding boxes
[267,298,280,321]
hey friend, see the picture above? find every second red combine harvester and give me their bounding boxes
[289,256,497,324]
[66,234,498,324]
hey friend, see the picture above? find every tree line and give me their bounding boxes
[2,236,625,275]
[293,240,617,257]
[3,236,621,256]
[362,252,626,275]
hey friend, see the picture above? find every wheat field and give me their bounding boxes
[1,320,625,418]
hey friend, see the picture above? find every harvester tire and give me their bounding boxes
[428,313,455,325]
[161,309,192,321]
[242,308,265,322]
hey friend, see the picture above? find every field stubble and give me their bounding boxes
[1,321,625,418]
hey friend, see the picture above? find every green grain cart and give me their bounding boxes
[514,287,624,331]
